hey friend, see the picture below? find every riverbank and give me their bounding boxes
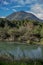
[0,41,43,46]
[0,60,43,65]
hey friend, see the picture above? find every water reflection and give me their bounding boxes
[0,46,42,60]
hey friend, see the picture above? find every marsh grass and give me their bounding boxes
[0,60,43,65]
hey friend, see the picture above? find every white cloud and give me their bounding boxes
[1,7,9,11]
[35,13,43,19]
[17,0,33,5]
[11,5,30,8]
[12,5,22,8]
[12,9,17,12]
[0,16,5,18]
[16,0,24,5]
[10,0,37,5]
[30,4,43,20]
[25,0,36,4]
[31,4,43,13]
[3,1,9,5]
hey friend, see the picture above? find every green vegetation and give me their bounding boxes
[0,61,43,65]
[0,18,43,44]
[0,18,43,65]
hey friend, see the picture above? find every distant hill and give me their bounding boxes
[6,11,43,22]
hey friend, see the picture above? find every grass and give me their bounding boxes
[0,61,43,65]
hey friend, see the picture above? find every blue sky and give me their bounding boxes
[0,0,43,19]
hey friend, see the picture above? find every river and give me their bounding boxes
[0,42,43,61]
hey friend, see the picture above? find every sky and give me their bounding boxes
[0,0,43,20]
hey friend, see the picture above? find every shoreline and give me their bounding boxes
[0,41,43,46]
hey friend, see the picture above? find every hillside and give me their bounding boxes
[6,11,42,22]
[0,17,43,44]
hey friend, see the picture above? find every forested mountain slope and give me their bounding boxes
[0,17,43,44]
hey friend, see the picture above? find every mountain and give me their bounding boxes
[0,11,43,44]
[6,11,43,22]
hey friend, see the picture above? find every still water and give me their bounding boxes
[0,42,43,60]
